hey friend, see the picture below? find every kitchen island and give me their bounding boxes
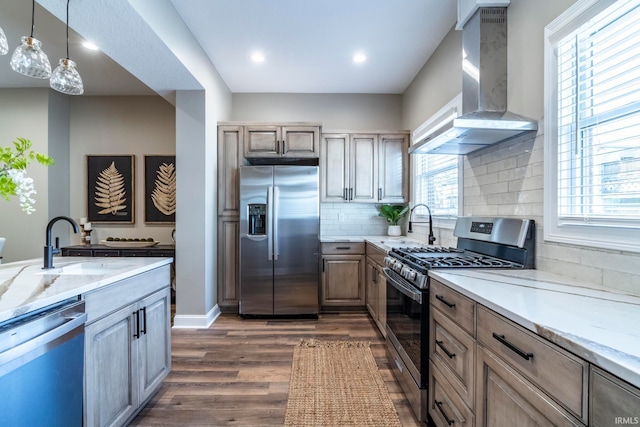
[0,256,173,427]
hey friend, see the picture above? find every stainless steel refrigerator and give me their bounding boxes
[239,166,319,316]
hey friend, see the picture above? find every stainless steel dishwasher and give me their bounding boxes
[0,298,87,427]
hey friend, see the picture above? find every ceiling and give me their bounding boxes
[0,0,457,96]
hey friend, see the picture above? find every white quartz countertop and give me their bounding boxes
[429,268,640,388]
[320,235,427,252]
[0,256,173,324]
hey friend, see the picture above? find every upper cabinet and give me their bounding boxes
[321,132,408,204]
[244,125,320,160]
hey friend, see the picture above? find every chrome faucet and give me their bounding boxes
[407,204,436,245]
[44,216,79,269]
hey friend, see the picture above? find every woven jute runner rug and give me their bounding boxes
[284,338,402,427]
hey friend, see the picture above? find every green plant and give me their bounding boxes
[377,204,409,226]
[0,137,55,214]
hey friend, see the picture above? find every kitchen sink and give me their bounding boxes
[37,262,134,275]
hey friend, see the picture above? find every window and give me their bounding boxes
[413,154,460,218]
[545,0,640,252]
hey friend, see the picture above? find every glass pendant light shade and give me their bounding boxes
[10,36,52,79]
[0,26,8,56]
[50,58,84,95]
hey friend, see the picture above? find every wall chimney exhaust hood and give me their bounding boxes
[409,7,538,156]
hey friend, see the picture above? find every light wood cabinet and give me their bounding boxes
[590,366,640,427]
[320,132,408,203]
[84,266,171,427]
[320,242,365,308]
[365,243,387,336]
[217,126,245,217]
[476,345,583,427]
[217,217,240,312]
[244,125,319,159]
[476,305,587,422]
[430,361,475,427]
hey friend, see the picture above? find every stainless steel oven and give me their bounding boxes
[384,216,536,423]
[384,268,429,421]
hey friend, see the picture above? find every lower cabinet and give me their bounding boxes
[217,217,240,312]
[590,366,640,427]
[320,242,365,309]
[365,248,386,336]
[84,266,171,427]
[475,345,583,427]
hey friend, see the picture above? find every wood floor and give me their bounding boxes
[130,313,424,426]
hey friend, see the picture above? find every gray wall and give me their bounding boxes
[402,0,640,293]
[0,89,54,263]
[69,96,176,244]
[232,93,404,130]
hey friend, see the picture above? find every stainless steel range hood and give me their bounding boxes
[409,7,538,155]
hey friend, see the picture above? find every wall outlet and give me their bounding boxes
[338,213,346,222]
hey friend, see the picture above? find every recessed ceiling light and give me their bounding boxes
[251,52,265,63]
[353,53,367,63]
[82,41,99,51]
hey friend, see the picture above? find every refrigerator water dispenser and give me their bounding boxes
[248,204,266,236]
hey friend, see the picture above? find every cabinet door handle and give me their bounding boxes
[492,333,534,360]
[435,400,454,425]
[140,307,147,335]
[133,310,140,339]
[349,188,353,200]
[282,140,285,154]
[372,265,377,283]
[344,188,348,201]
[335,246,351,250]
[436,294,456,308]
[322,259,325,272]
[378,188,382,200]
[435,340,456,359]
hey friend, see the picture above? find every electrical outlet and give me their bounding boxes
[338,213,345,222]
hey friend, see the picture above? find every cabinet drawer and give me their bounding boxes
[430,280,475,336]
[590,366,640,427]
[121,250,151,257]
[430,361,475,427]
[63,248,93,256]
[431,306,475,409]
[84,265,171,324]
[365,242,386,265]
[321,242,365,255]
[477,305,587,421]
[92,249,121,257]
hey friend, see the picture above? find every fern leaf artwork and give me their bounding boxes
[94,161,128,215]
[151,162,176,216]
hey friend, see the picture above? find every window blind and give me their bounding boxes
[556,0,640,225]
[413,154,458,217]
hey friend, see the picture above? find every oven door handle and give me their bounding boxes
[383,268,422,303]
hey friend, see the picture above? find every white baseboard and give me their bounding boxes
[172,304,221,329]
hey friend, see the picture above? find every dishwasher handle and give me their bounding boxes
[0,310,87,368]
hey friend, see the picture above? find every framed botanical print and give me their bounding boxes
[87,155,135,223]
[144,155,176,224]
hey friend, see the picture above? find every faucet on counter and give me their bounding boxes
[44,216,79,269]
[407,204,436,245]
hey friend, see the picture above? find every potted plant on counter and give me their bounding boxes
[377,204,408,236]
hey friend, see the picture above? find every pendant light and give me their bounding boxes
[10,0,52,79]
[50,0,84,95]
[0,25,8,56]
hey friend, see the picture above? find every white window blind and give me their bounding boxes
[556,0,640,226]
[413,154,458,217]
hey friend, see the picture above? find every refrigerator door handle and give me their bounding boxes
[267,186,274,261]
[273,186,280,260]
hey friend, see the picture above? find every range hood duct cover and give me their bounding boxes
[409,7,538,155]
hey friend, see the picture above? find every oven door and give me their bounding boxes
[384,267,428,388]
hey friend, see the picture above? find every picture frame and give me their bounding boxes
[87,155,135,223]
[144,155,176,224]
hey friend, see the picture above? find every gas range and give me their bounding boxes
[383,217,535,289]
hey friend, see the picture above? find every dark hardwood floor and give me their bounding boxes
[130,313,423,426]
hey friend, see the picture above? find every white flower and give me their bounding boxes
[6,169,37,214]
